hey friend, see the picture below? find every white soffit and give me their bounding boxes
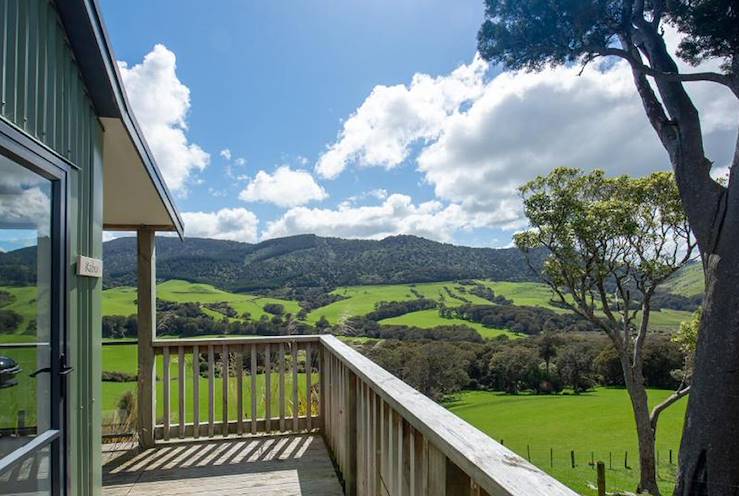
[101,117,174,229]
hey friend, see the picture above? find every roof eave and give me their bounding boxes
[55,0,185,238]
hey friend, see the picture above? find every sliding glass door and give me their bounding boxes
[0,150,66,495]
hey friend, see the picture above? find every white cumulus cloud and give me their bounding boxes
[317,27,737,230]
[182,208,259,242]
[220,149,232,160]
[239,166,328,208]
[262,193,509,242]
[315,55,488,179]
[118,44,209,193]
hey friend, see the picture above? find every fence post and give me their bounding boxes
[624,451,629,469]
[550,448,553,468]
[527,444,531,461]
[571,450,576,468]
[596,461,606,496]
[669,449,673,465]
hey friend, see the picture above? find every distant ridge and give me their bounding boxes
[0,234,541,291]
[100,234,542,291]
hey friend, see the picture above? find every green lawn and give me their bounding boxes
[379,309,519,339]
[102,280,301,319]
[648,308,695,331]
[446,388,686,495]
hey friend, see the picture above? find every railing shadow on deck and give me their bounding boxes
[102,434,342,495]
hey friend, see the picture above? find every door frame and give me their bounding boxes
[0,118,72,494]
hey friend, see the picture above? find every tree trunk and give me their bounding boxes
[623,360,661,495]
[675,253,739,496]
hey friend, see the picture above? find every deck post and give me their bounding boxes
[137,228,157,448]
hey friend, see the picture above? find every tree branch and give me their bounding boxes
[650,385,691,431]
[599,47,735,90]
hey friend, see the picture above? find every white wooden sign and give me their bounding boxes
[77,255,103,278]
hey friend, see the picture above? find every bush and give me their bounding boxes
[554,342,598,393]
[102,371,138,382]
[0,309,23,333]
[365,298,437,321]
[488,345,543,394]
[263,303,285,316]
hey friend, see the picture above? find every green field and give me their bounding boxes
[2,278,694,346]
[379,309,518,339]
[665,263,704,297]
[307,281,492,324]
[102,280,301,319]
[446,388,686,495]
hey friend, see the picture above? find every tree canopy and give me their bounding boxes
[478,0,738,93]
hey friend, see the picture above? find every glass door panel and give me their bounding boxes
[0,154,56,496]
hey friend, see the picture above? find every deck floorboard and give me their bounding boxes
[102,434,343,496]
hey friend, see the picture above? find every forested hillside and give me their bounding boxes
[0,234,543,291]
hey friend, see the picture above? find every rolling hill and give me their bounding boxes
[1,234,543,291]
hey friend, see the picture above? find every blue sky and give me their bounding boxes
[96,0,737,248]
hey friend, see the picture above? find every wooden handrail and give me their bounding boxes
[319,335,577,496]
[151,335,320,347]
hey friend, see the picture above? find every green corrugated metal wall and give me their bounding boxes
[1,1,104,495]
[0,0,98,167]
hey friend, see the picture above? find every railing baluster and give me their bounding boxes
[193,345,199,438]
[222,344,229,437]
[292,341,299,431]
[236,347,243,435]
[388,406,394,496]
[421,437,429,496]
[208,345,214,437]
[397,413,403,496]
[279,343,285,432]
[365,383,371,494]
[381,399,387,493]
[370,391,378,495]
[265,343,271,432]
[250,343,257,435]
[427,443,446,496]
[410,426,416,496]
[178,346,185,439]
[163,346,171,441]
[306,342,312,431]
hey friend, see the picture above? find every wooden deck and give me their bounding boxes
[102,434,343,496]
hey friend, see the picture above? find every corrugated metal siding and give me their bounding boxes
[0,0,97,168]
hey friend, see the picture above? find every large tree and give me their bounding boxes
[478,2,738,494]
[516,168,694,495]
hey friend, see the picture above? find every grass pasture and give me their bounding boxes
[665,263,704,297]
[102,280,300,319]
[446,388,686,495]
[379,309,518,339]
[306,281,493,325]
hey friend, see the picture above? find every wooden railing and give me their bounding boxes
[140,335,577,496]
[150,335,319,440]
